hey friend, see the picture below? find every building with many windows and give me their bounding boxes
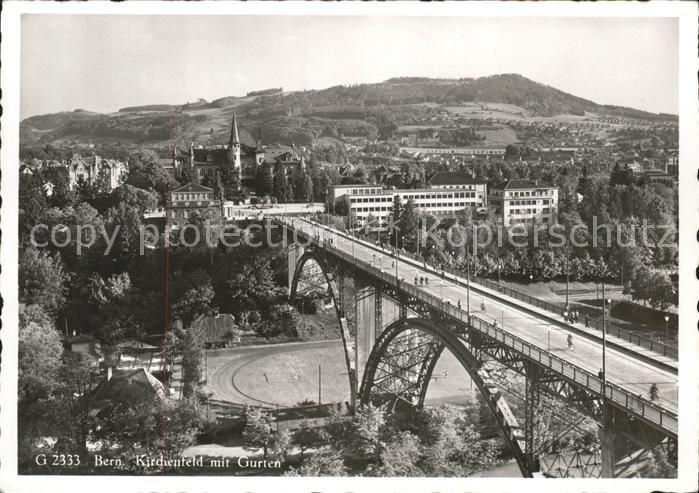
[168,183,221,228]
[331,173,487,222]
[488,179,558,226]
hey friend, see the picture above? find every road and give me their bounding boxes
[287,218,678,414]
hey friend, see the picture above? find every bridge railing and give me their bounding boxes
[305,219,677,360]
[281,219,678,437]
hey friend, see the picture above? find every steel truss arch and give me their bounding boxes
[289,248,356,400]
[358,316,534,477]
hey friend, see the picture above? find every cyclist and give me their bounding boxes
[567,334,574,351]
[414,276,419,285]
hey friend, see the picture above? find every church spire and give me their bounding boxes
[229,112,240,148]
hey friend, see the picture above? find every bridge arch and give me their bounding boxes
[289,249,357,400]
[359,316,532,477]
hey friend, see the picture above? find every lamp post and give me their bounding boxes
[466,248,471,319]
[664,314,670,342]
[565,253,570,308]
[416,217,421,258]
[599,286,609,438]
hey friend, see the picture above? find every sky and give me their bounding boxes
[20,15,679,119]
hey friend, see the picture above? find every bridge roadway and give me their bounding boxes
[283,217,678,417]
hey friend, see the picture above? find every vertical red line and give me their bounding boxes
[160,112,174,474]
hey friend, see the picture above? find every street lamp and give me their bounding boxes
[565,254,570,308]
[466,248,471,320]
[664,314,670,342]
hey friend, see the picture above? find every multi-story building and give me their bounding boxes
[173,113,264,187]
[488,179,558,226]
[331,173,487,222]
[27,153,127,190]
[171,114,304,191]
[399,146,506,158]
[168,183,221,228]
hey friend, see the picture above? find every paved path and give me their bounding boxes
[288,218,678,414]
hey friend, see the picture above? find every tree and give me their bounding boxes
[173,282,215,328]
[292,169,312,202]
[222,259,286,318]
[414,404,498,476]
[312,172,331,204]
[272,162,289,202]
[110,184,159,214]
[55,352,101,456]
[220,166,246,203]
[19,246,68,315]
[390,195,403,246]
[18,305,64,401]
[398,198,418,250]
[391,195,403,223]
[126,149,171,204]
[255,163,274,198]
[285,451,348,477]
[292,420,329,461]
[242,406,275,460]
[175,322,205,398]
[19,172,48,235]
[373,431,423,477]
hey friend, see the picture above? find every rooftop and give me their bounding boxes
[493,179,555,190]
[92,368,167,401]
[173,183,214,193]
[427,171,486,186]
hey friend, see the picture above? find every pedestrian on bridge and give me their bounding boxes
[414,276,419,285]
[563,307,569,323]
[649,383,659,401]
[567,334,574,351]
[481,299,486,312]
[457,299,462,310]
[585,314,590,328]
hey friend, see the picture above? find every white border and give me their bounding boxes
[1,2,697,493]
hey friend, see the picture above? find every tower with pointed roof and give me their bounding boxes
[227,113,241,170]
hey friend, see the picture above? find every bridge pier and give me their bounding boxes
[355,284,401,395]
[599,417,617,478]
[524,362,542,473]
[355,284,377,390]
[287,243,304,297]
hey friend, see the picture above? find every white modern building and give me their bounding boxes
[488,179,558,226]
[331,173,487,222]
[399,146,506,157]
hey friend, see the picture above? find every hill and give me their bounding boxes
[20,74,676,148]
